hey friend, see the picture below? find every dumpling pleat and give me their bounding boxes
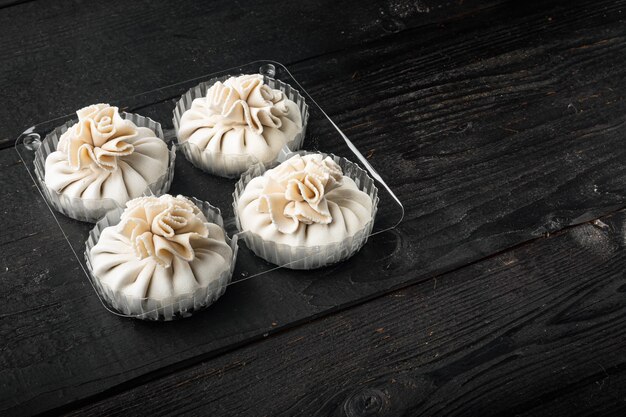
[44,123,169,205]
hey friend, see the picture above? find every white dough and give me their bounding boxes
[45,104,169,206]
[177,74,302,167]
[90,195,233,303]
[237,154,373,247]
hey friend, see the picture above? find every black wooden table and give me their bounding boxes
[2,1,626,415]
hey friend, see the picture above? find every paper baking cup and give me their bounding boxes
[233,151,379,270]
[173,75,309,178]
[33,112,176,223]
[84,197,238,321]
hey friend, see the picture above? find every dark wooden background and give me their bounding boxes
[2,0,626,415]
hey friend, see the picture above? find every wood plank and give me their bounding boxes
[3,0,626,414]
[300,0,626,232]
[0,0,504,147]
[66,211,626,416]
[0,1,34,9]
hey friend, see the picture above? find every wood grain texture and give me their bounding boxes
[296,0,626,265]
[66,211,626,416]
[2,0,626,414]
[0,0,504,147]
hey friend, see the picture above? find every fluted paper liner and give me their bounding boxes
[233,151,379,270]
[173,75,309,178]
[34,112,176,223]
[84,197,238,321]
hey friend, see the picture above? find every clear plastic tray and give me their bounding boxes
[15,60,405,320]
